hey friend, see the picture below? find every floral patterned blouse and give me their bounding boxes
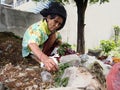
[22,19,62,57]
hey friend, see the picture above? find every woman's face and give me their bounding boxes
[47,15,63,32]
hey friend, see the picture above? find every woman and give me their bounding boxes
[22,1,67,71]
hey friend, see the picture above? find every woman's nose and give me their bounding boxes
[55,23,60,27]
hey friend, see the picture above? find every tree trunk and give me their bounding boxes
[75,0,88,54]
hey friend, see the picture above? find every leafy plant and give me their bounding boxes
[109,47,120,58]
[113,25,120,46]
[54,63,70,87]
[100,40,116,55]
[57,42,76,56]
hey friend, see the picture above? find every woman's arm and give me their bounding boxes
[28,43,58,71]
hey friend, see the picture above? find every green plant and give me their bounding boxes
[100,40,116,55]
[109,47,120,58]
[57,42,76,56]
[113,25,120,45]
[54,63,70,87]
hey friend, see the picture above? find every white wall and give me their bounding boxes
[61,0,120,52]
[85,0,120,52]
[60,3,77,47]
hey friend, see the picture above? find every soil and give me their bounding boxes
[0,32,54,90]
[0,32,39,67]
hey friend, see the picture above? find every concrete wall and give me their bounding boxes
[0,4,42,37]
[61,0,120,52]
[60,3,77,48]
[85,0,120,51]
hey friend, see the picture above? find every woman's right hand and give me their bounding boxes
[42,58,59,71]
[28,43,58,71]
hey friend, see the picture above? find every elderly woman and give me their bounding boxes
[22,1,67,71]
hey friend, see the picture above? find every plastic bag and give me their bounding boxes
[106,62,120,90]
[40,71,52,82]
[40,56,58,68]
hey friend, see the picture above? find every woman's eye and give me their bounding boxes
[54,20,58,23]
[54,20,61,26]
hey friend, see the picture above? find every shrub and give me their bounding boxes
[100,40,116,55]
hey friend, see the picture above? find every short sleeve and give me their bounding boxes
[25,23,42,46]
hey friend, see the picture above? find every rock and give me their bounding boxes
[61,67,104,90]
[41,71,52,82]
[88,49,102,58]
[49,66,106,90]
[59,54,80,67]
[79,55,111,77]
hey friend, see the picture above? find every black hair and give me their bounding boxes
[40,1,67,30]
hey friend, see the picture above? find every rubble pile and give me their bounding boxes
[0,32,114,90]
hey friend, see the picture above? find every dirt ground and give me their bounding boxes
[0,32,53,89]
[0,32,39,67]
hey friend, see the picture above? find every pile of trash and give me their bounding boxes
[0,32,117,90]
[0,54,112,90]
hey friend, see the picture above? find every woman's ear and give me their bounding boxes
[46,15,51,22]
[47,15,51,19]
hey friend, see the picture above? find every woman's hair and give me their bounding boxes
[40,1,67,30]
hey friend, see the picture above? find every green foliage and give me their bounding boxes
[57,43,71,56]
[33,0,109,4]
[57,42,76,56]
[100,40,116,55]
[109,47,120,58]
[114,25,120,31]
[89,0,109,4]
[113,25,120,46]
[54,63,70,87]
[98,25,120,57]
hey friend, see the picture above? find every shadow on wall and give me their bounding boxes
[0,4,43,37]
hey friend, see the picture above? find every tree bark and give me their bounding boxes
[75,0,88,54]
